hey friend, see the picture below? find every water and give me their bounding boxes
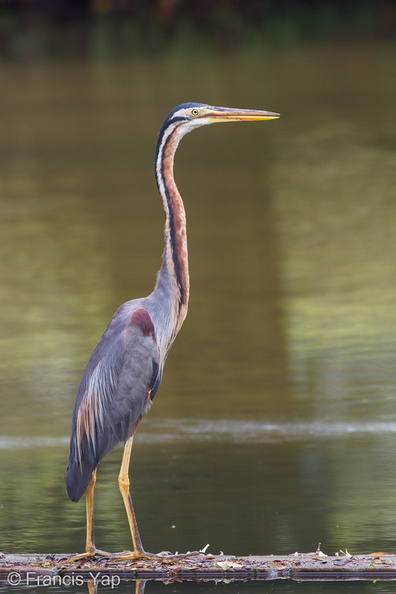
[0,39,396,592]
[4,581,396,594]
[4,580,396,594]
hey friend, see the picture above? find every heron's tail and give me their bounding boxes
[65,446,97,503]
[66,425,120,502]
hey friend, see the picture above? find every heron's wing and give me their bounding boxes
[66,306,161,502]
[105,308,162,443]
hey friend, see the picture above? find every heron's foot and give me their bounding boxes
[66,548,125,563]
[110,549,204,562]
[66,548,204,564]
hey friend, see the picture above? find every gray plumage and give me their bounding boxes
[66,299,162,502]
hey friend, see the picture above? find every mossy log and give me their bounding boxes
[1,551,396,584]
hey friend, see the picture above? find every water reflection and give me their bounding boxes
[4,574,396,594]
[0,39,396,578]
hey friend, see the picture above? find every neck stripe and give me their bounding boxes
[156,122,188,312]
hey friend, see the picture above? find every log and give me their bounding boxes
[1,551,396,584]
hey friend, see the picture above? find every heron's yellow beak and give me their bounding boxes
[202,107,280,123]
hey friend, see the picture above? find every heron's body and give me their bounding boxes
[66,102,279,559]
[66,298,160,502]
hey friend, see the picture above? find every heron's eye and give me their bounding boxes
[191,108,199,117]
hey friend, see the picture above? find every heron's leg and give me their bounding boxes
[85,468,97,552]
[113,437,203,562]
[67,443,203,563]
[67,468,114,562]
[118,435,145,554]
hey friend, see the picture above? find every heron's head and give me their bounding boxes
[160,102,280,138]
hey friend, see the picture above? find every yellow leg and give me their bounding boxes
[85,468,97,552]
[112,436,201,561]
[67,468,113,562]
[118,435,144,554]
[66,437,202,563]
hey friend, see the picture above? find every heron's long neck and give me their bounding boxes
[154,123,189,340]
